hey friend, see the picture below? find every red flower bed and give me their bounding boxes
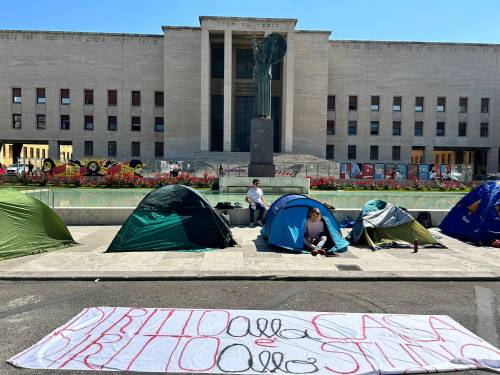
[308,176,470,191]
[6,172,214,189]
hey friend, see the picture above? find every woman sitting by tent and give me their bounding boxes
[304,208,334,256]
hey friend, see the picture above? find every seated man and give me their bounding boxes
[245,179,269,227]
[304,207,328,256]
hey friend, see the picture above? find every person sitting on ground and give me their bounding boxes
[245,179,269,227]
[304,207,328,256]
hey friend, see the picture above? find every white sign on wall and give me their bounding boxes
[9,307,500,374]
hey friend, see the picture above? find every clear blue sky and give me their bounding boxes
[2,0,500,43]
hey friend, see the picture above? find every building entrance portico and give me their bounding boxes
[199,17,296,155]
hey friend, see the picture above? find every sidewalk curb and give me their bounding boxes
[1,271,499,282]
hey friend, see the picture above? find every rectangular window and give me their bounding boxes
[370,145,379,160]
[348,96,357,111]
[437,96,446,112]
[436,121,445,136]
[108,116,117,131]
[155,91,164,107]
[392,146,401,161]
[415,96,424,112]
[42,149,46,159]
[131,141,140,157]
[108,90,117,106]
[327,95,336,111]
[327,120,335,135]
[155,142,164,158]
[481,98,489,113]
[29,148,34,158]
[12,114,22,129]
[108,141,117,157]
[84,141,93,156]
[131,91,141,106]
[155,117,164,132]
[84,89,94,105]
[60,89,70,105]
[393,96,402,112]
[371,96,380,111]
[235,49,254,79]
[22,147,27,157]
[480,122,489,137]
[12,87,22,103]
[326,145,334,160]
[458,122,467,137]
[37,114,46,129]
[36,149,40,159]
[36,88,46,104]
[370,121,379,135]
[459,97,468,113]
[211,47,224,79]
[131,116,141,131]
[348,120,357,135]
[392,121,401,136]
[60,115,70,130]
[347,145,356,160]
[414,121,423,136]
[84,115,94,130]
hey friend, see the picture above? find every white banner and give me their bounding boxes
[9,307,500,374]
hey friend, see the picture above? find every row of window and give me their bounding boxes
[83,141,164,158]
[11,88,164,107]
[327,95,491,113]
[326,120,489,137]
[325,145,402,161]
[11,114,165,132]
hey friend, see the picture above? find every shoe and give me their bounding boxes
[257,220,264,226]
[317,249,326,256]
[249,223,255,227]
[325,252,338,257]
[311,249,319,256]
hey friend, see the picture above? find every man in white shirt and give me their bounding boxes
[245,179,269,227]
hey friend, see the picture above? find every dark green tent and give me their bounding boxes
[0,189,75,260]
[107,185,237,252]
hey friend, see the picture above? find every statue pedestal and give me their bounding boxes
[248,118,275,177]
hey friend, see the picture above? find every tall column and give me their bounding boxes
[282,31,295,153]
[424,146,434,164]
[223,29,232,152]
[200,28,210,152]
[487,146,499,173]
[48,140,59,160]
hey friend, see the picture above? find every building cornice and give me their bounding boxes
[0,29,163,38]
[330,39,500,47]
[199,16,297,25]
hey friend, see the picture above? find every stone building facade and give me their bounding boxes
[0,16,498,174]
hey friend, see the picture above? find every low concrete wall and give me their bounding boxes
[56,206,448,227]
[55,207,134,226]
[219,176,310,194]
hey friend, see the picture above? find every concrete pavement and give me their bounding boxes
[0,226,499,279]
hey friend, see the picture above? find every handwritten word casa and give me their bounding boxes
[9,307,500,374]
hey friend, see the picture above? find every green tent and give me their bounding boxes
[346,199,443,250]
[0,189,76,260]
[107,185,237,252]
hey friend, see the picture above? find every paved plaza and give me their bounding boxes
[0,226,499,279]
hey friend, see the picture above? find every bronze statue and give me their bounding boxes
[252,33,287,118]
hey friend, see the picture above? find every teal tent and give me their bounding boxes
[0,189,75,260]
[107,185,237,252]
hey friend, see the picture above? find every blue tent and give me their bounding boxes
[261,194,349,253]
[439,181,500,245]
